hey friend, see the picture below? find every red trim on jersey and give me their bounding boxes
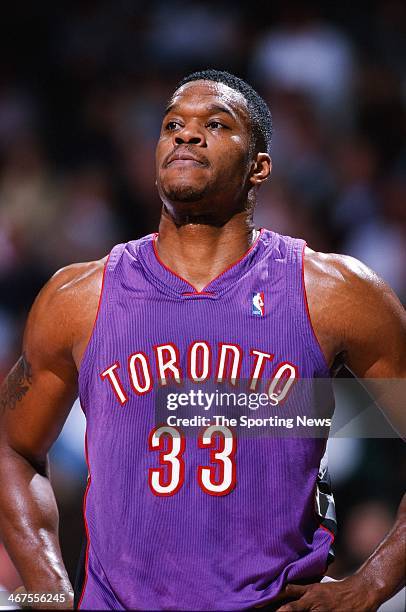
[320,524,335,541]
[100,361,129,405]
[152,229,264,294]
[301,242,330,371]
[267,360,299,405]
[153,342,183,386]
[215,342,243,386]
[249,348,274,391]
[187,340,212,382]
[77,431,91,609]
[78,253,110,371]
[152,234,197,292]
[197,426,237,496]
[148,425,186,497]
[182,292,215,296]
[199,228,264,290]
[127,351,154,395]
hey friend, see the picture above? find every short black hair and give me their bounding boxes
[176,69,272,155]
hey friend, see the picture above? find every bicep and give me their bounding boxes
[344,277,406,379]
[305,249,405,432]
[0,267,87,464]
[343,269,406,437]
[0,353,77,463]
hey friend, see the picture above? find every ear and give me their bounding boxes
[249,153,272,186]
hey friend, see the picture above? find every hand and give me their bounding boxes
[276,576,379,612]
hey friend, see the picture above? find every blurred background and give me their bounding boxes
[0,0,405,607]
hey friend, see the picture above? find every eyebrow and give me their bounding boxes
[163,102,237,120]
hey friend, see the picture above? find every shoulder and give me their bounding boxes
[303,247,406,376]
[24,257,108,369]
[47,257,107,307]
[304,247,376,282]
[303,246,402,312]
[29,257,107,325]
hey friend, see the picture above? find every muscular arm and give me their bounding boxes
[0,260,104,608]
[277,250,406,611]
[305,250,406,433]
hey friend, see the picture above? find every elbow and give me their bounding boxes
[0,442,49,478]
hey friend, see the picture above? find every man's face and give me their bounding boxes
[155,80,254,220]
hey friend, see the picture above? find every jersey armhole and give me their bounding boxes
[78,243,127,411]
[78,253,110,377]
[301,242,331,375]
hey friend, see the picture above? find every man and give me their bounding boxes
[0,70,404,611]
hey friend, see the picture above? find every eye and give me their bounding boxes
[165,120,182,131]
[206,120,225,129]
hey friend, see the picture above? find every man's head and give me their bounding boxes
[155,69,272,224]
[179,70,273,157]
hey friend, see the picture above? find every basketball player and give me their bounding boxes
[0,70,404,611]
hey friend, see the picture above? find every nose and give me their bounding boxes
[174,122,206,146]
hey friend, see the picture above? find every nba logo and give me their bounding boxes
[252,292,265,316]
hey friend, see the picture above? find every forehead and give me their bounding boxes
[167,80,250,122]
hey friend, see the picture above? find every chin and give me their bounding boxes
[163,182,209,203]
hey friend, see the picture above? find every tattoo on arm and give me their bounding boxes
[0,353,33,411]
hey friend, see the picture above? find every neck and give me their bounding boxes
[155,209,257,292]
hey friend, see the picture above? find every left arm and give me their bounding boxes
[278,494,405,611]
[278,252,406,611]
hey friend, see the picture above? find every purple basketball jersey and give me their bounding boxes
[77,229,335,610]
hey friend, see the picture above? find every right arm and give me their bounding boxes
[0,260,104,608]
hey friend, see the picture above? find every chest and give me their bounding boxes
[91,291,316,409]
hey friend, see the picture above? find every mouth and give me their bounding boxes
[164,150,208,168]
[167,158,204,167]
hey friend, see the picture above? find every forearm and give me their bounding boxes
[276,494,405,611]
[0,446,73,601]
[353,492,405,608]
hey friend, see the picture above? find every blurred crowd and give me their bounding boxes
[0,0,405,601]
